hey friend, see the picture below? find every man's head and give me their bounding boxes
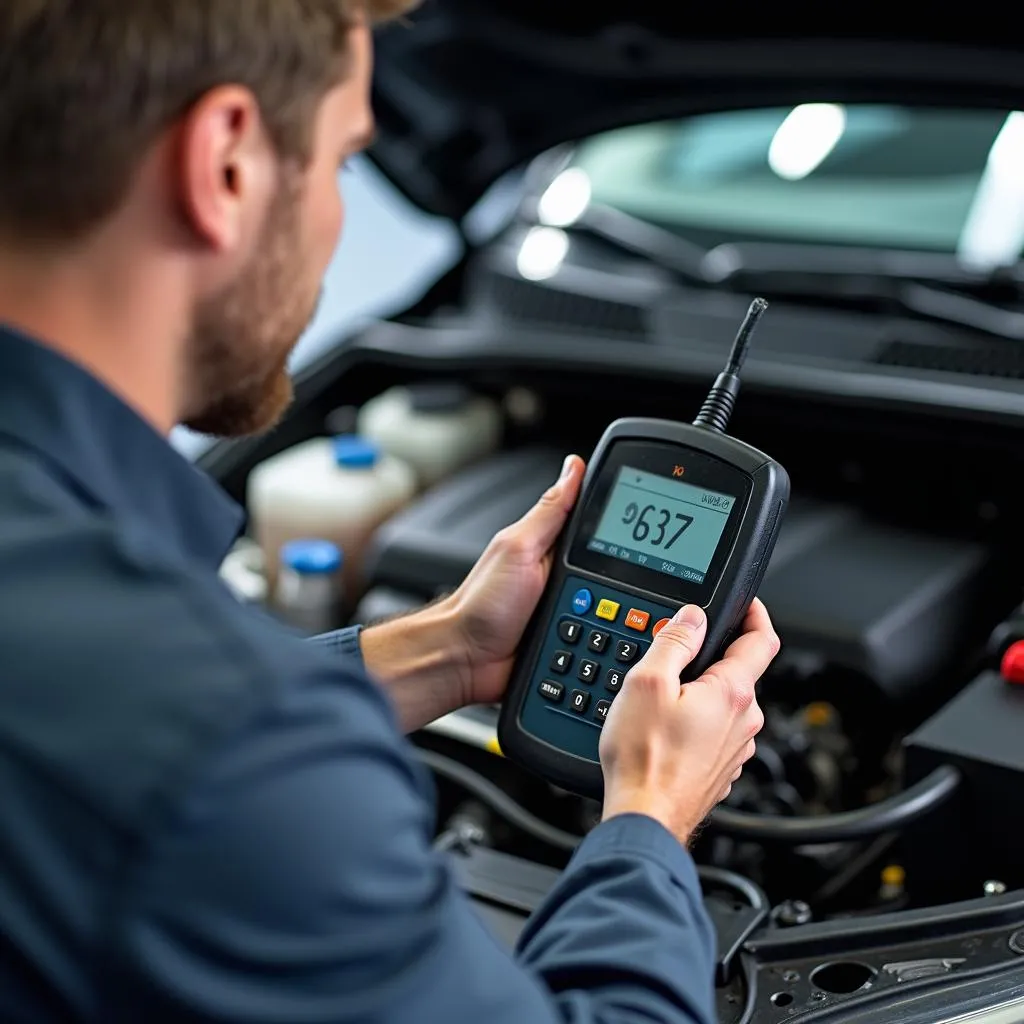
[0,1,415,436]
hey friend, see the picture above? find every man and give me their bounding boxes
[0,3,779,1022]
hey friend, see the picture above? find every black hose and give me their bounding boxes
[697,865,770,916]
[708,766,962,845]
[417,749,583,852]
[418,749,961,851]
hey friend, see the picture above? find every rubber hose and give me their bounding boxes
[418,750,961,850]
[708,765,961,844]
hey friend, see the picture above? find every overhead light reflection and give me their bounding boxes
[768,103,847,181]
[516,226,569,280]
[957,111,1024,270]
[537,167,592,227]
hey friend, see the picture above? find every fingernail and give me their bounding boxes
[559,455,574,480]
[674,604,705,628]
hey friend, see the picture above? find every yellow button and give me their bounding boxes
[595,599,620,621]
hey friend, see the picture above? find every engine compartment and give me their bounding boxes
[208,305,1024,1020]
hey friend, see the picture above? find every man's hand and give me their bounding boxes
[448,454,585,705]
[600,600,780,845]
[359,455,584,731]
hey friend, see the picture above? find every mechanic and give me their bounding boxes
[0,3,779,1022]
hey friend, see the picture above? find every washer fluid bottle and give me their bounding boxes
[356,383,502,489]
[275,539,344,635]
[247,434,416,601]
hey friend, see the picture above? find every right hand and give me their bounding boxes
[599,600,780,845]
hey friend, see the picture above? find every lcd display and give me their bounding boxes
[586,466,737,584]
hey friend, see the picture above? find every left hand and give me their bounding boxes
[449,454,586,705]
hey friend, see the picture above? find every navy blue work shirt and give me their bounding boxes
[0,325,717,1023]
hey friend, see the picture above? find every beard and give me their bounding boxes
[181,173,322,438]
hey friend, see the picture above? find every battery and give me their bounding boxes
[903,669,1024,903]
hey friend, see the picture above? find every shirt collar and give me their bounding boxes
[0,324,244,567]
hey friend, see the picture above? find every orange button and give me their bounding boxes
[652,617,671,637]
[624,608,651,632]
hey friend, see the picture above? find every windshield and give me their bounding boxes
[562,106,1024,269]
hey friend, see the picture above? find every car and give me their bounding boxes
[200,9,1024,1023]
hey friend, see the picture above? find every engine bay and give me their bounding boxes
[208,285,1024,1020]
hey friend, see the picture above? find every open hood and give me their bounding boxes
[370,2,1024,221]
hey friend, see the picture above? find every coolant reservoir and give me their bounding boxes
[356,383,502,489]
[247,435,416,600]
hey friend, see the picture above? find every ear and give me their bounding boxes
[175,86,275,253]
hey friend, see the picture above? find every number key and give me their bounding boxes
[550,650,573,674]
[569,689,591,714]
[604,667,624,693]
[614,639,639,663]
[587,630,609,653]
[558,619,583,645]
[578,659,598,684]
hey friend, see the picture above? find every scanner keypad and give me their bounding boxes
[520,575,679,763]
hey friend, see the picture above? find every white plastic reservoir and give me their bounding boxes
[247,435,416,599]
[356,383,502,489]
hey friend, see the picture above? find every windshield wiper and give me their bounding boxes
[569,202,709,282]
[556,203,1024,342]
[703,240,1024,340]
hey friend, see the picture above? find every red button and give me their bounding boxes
[652,617,671,637]
[1001,640,1024,685]
[624,609,650,632]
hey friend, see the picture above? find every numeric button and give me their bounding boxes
[586,630,609,653]
[558,619,583,645]
[569,689,591,714]
[604,667,625,693]
[614,639,639,663]
[550,650,573,674]
[578,659,598,684]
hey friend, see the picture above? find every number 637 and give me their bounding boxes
[622,502,692,549]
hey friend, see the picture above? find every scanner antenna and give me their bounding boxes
[692,297,769,434]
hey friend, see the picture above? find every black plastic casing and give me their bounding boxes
[497,417,790,798]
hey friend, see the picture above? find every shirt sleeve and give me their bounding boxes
[101,654,717,1024]
[307,624,365,670]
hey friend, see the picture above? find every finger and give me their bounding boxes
[741,597,775,637]
[513,455,585,554]
[628,604,707,697]
[701,605,780,691]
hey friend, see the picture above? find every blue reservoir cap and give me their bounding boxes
[332,434,379,469]
[280,539,343,574]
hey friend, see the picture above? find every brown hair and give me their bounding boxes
[0,0,415,241]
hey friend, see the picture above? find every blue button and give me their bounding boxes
[572,588,593,615]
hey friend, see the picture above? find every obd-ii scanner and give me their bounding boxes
[497,299,790,799]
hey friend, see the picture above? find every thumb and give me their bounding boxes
[631,604,708,696]
[515,454,585,553]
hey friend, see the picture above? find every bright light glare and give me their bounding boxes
[537,168,592,226]
[957,111,1024,269]
[516,226,569,280]
[768,103,847,181]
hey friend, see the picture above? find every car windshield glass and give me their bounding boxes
[565,105,1024,268]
